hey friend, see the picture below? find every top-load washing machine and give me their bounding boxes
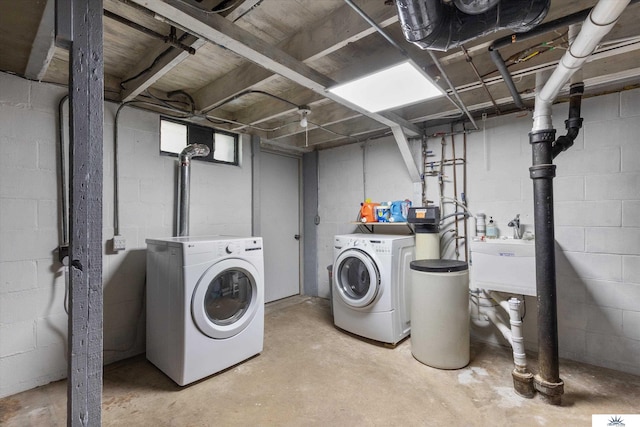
[332,234,415,345]
[145,236,264,386]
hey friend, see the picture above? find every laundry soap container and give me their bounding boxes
[410,259,469,369]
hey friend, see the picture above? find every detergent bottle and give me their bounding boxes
[360,199,379,223]
[375,203,390,222]
[390,199,411,222]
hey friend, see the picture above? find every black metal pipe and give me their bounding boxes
[552,83,584,158]
[488,48,525,110]
[529,129,564,405]
[103,10,196,54]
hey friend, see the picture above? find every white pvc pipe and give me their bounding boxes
[481,305,513,346]
[489,291,528,369]
[568,24,584,85]
[532,0,631,131]
[472,290,529,369]
[489,290,510,314]
[507,298,527,369]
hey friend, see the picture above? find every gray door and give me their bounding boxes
[259,151,300,303]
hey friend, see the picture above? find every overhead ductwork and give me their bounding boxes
[395,0,550,51]
[454,0,500,16]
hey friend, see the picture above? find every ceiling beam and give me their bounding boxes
[193,0,398,113]
[267,42,640,147]
[25,0,56,80]
[225,45,407,131]
[121,32,204,102]
[120,0,260,102]
[128,0,421,136]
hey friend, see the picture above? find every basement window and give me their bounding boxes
[160,117,239,165]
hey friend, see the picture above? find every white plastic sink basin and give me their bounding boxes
[469,238,537,296]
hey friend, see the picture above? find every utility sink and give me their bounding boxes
[469,238,537,296]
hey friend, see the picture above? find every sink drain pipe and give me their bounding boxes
[488,292,534,398]
[476,290,535,398]
[529,0,630,405]
[176,144,210,237]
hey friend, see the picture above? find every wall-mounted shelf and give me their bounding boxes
[352,222,414,234]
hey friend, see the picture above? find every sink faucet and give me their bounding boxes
[508,214,522,239]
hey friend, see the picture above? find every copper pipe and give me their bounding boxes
[461,45,501,115]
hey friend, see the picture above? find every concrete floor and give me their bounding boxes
[1,296,639,426]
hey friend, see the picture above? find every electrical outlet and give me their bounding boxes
[112,235,126,251]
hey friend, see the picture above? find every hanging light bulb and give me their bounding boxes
[298,106,310,128]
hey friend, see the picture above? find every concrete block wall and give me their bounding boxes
[0,72,253,397]
[317,88,640,376]
[317,139,419,298]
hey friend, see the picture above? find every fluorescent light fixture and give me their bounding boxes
[328,61,444,113]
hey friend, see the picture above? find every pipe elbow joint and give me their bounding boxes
[552,135,574,158]
[179,143,210,163]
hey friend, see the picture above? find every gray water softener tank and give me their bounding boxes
[407,206,440,259]
[409,259,469,369]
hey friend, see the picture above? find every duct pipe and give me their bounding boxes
[395,0,550,51]
[176,144,210,237]
[530,0,630,405]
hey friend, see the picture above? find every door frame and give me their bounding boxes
[251,138,303,298]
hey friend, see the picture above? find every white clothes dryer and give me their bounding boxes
[145,236,264,386]
[332,234,415,345]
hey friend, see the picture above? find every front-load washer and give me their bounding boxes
[145,235,264,386]
[332,234,415,345]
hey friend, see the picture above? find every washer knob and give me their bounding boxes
[225,244,235,254]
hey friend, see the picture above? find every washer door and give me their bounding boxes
[334,248,380,308]
[192,258,261,339]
